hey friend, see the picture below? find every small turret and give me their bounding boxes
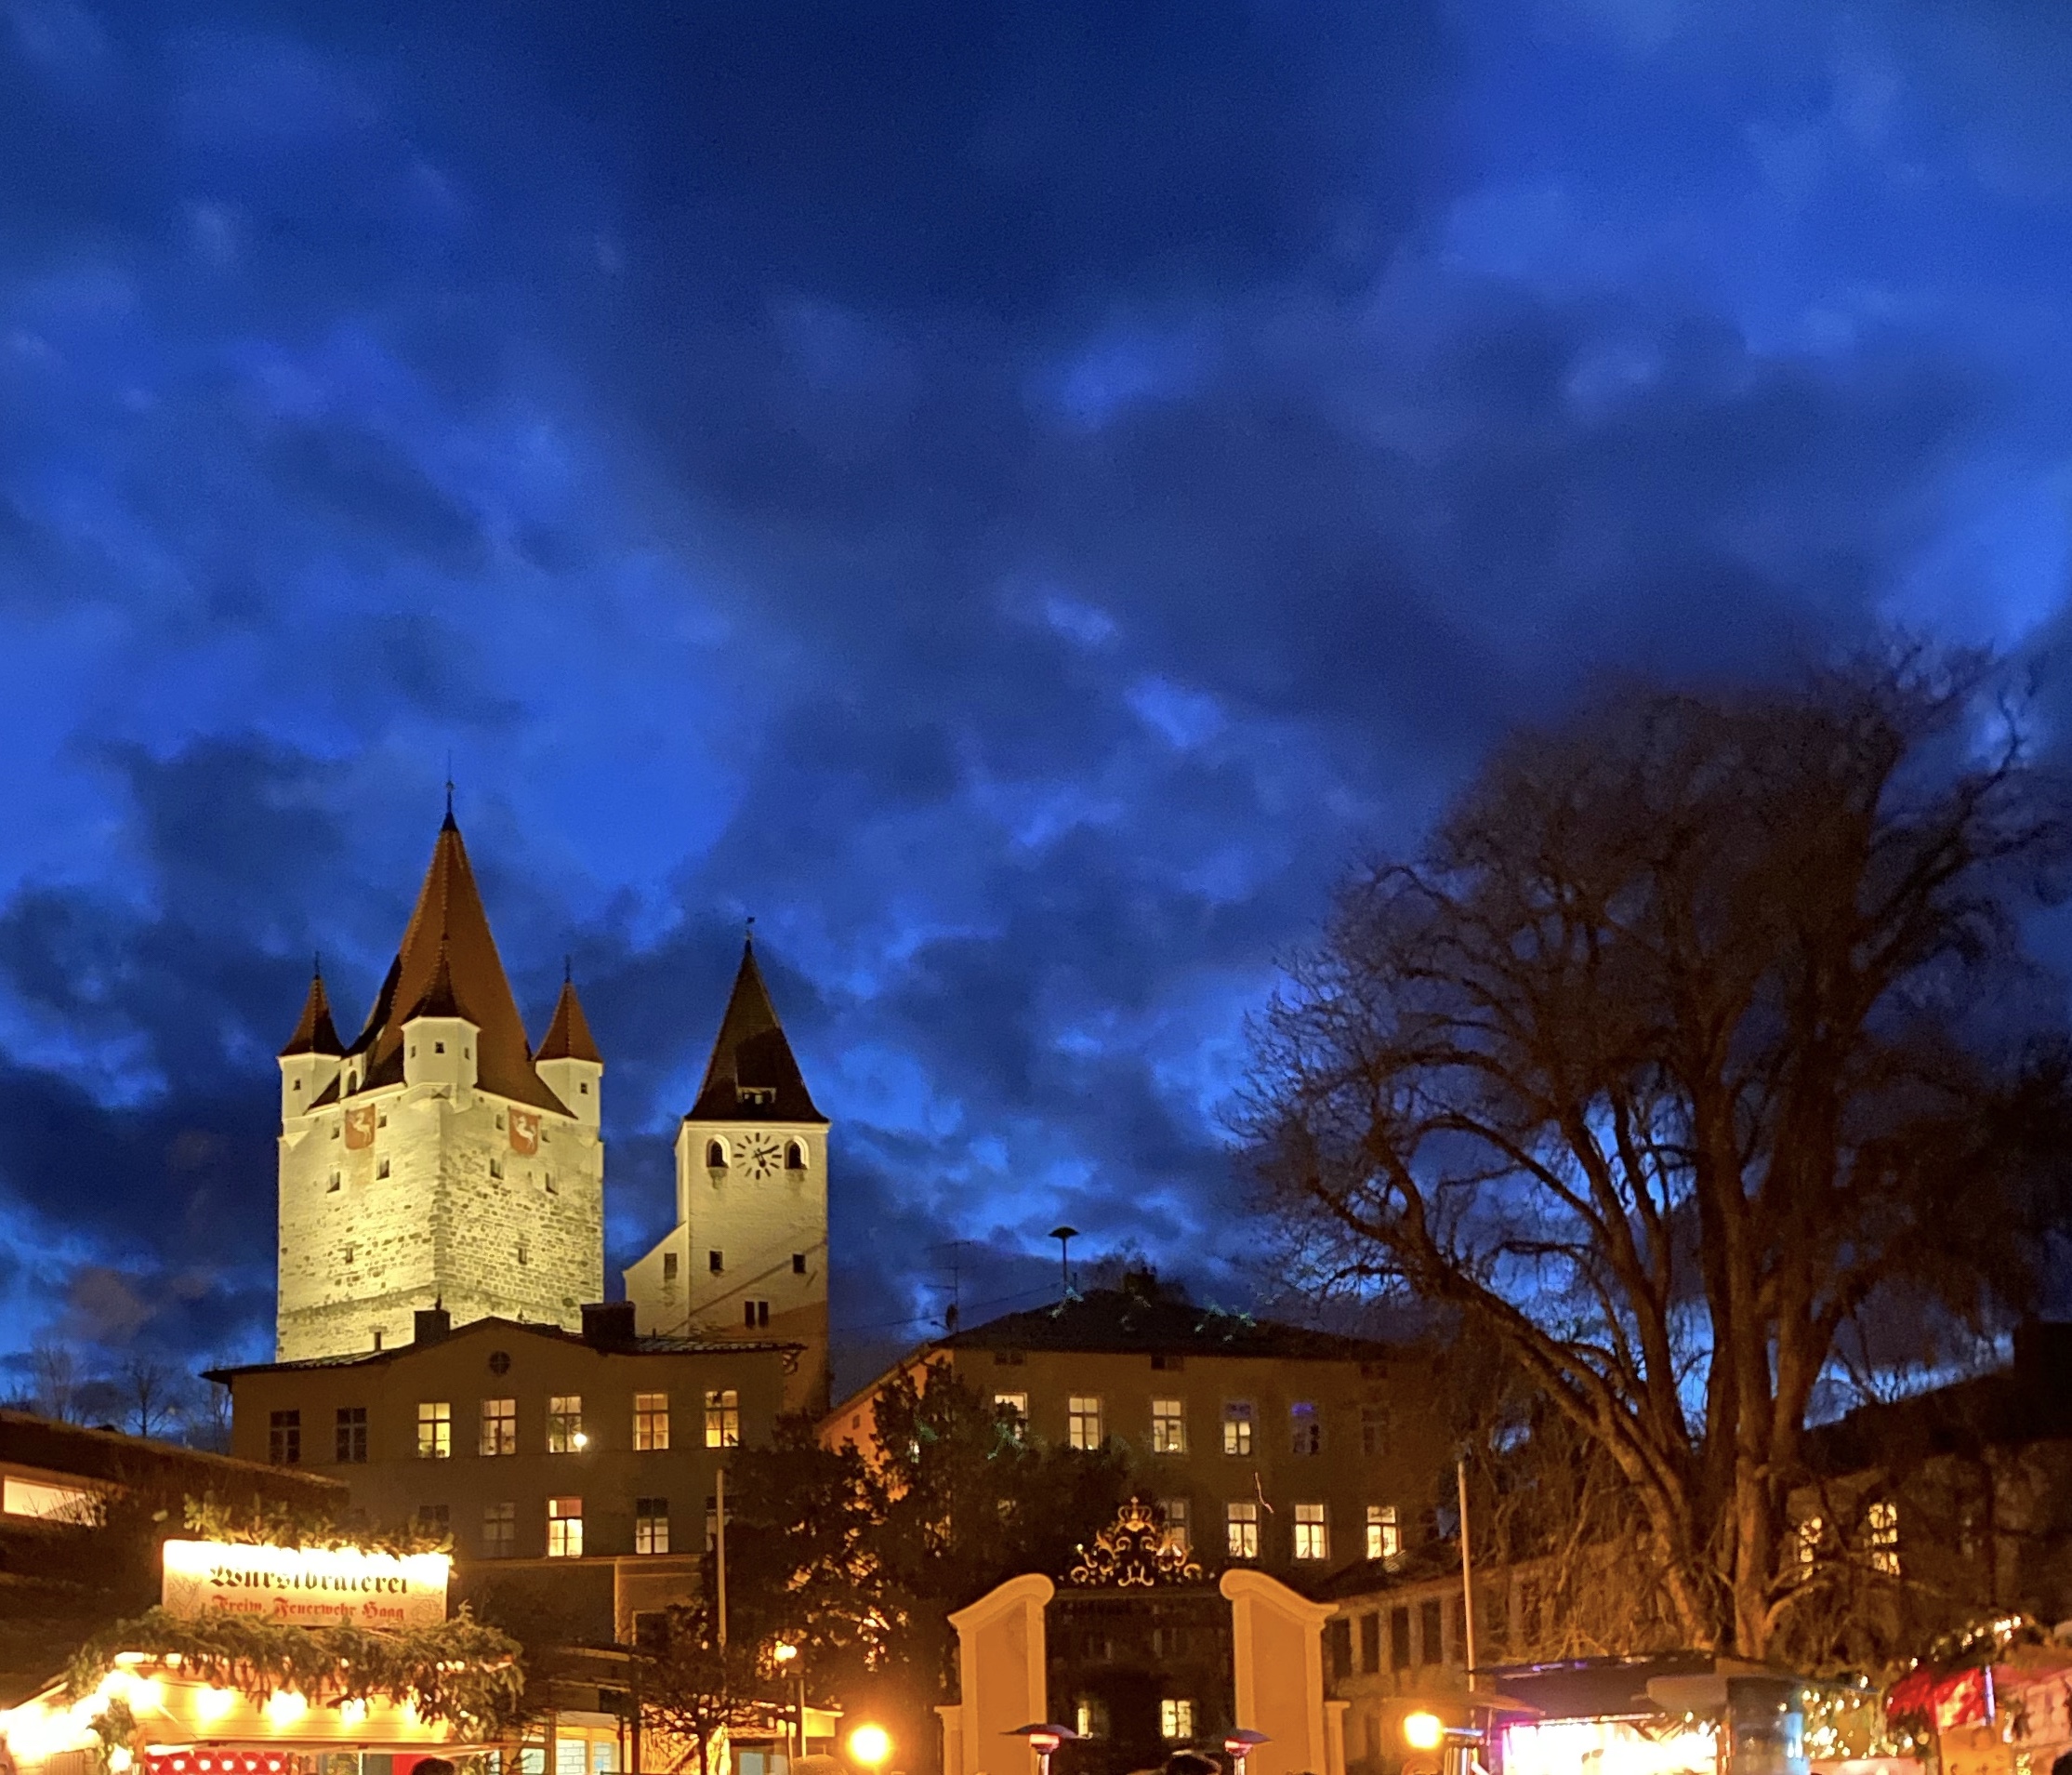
[401,942,479,1094]
[279,963,344,1121]
[534,963,602,1128]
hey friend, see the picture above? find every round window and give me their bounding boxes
[489,1350,511,1376]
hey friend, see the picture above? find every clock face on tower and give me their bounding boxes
[741,1134,783,1180]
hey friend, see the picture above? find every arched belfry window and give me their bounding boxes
[785,1140,808,1172]
[706,1139,727,1171]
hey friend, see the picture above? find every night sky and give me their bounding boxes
[5,0,2071,1397]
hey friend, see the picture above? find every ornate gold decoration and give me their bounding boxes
[1068,1496,1204,1588]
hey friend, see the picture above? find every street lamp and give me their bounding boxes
[1223,1729,1269,1775]
[772,1642,803,1761]
[847,1725,892,1773]
[1401,1712,1484,1775]
[1009,1722,1082,1775]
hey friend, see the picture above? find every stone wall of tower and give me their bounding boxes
[276,1077,604,1361]
[625,1118,828,1411]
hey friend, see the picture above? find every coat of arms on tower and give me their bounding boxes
[1068,1496,1205,1588]
[343,1105,376,1150]
[509,1109,539,1154]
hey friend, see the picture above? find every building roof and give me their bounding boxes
[934,1282,1405,1362]
[0,1410,344,1504]
[329,811,570,1115]
[536,974,602,1065]
[279,968,344,1058]
[687,938,825,1124]
[204,1313,803,1382]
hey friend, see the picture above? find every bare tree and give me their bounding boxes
[29,1336,82,1424]
[120,1356,185,1440]
[1244,653,2072,1660]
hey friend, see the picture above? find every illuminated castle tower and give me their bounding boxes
[274,810,605,1361]
[624,939,830,1411]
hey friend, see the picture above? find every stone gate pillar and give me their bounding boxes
[1221,1569,1343,1775]
[944,1573,1056,1775]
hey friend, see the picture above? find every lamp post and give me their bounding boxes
[1223,1729,1269,1775]
[1403,1713,1485,1775]
[1009,1722,1082,1775]
[772,1642,803,1762]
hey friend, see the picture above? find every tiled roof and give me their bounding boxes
[536,974,602,1064]
[938,1285,1402,1361]
[279,969,344,1058]
[686,939,825,1124]
[336,812,570,1115]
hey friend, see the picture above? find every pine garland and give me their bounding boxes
[65,1607,526,1734]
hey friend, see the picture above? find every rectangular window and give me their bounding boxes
[489,1158,503,1179]
[636,1497,670,1555]
[335,1406,367,1464]
[1226,1501,1260,1559]
[1294,1502,1328,1561]
[744,1299,770,1329]
[662,1252,680,1282]
[1390,1606,1411,1671]
[1419,1598,1444,1664]
[547,1496,583,1558]
[708,1249,724,1273]
[1360,1404,1390,1458]
[547,1395,584,1453]
[417,1503,450,1537]
[481,1397,517,1456]
[1159,1701,1194,1742]
[792,1252,808,1274]
[1223,1401,1254,1456]
[1326,1618,1353,1681]
[482,1501,515,1558]
[1290,1401,1322,1455]
[1151,1353,1184,1371]
[1068,1396,1104,1450]
[416,1401,452,1459]
[268,1410,300,1465]
[635,1392,670,1451]
[1151,1398,1187,1454]
[1161,1497,1190,1553]
[705,1388,740,1448]
[1359,1611,1381,1674]
[1868,1500,1901,1577]
[1366,1503,1400,1562]
[376,1159,390,1180]
[994,1392,1029,1430]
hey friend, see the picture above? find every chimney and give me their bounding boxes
[414,1305,452,1345]
[583,1301,638,1349]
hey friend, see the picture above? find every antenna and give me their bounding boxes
[1049,1225,1079,1302]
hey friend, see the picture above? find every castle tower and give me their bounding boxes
[625,937,829,1411]
[274,810,606,1361]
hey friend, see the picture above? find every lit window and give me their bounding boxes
[635,1392,670,1451]
[745,1299,770,1329]
[416,1401,452,1459]
[1360,1403,1390,1457]
[1160,1701,1194,1742]
[1290,1401,1322,1455]
[1151,1398,1187,1454]
[481,1397,517,1456]
[547,1496,583,1557]
[1068,1396,1104,1450]
[482,1502,516,1557]
[1,1477,96,1520]
[1223,1401,1254,1455]
[1294,1502,1328,1561]
[1366,1503,1400,1561]
[1161,1497,1190,1553]
[636,1497,670,1555]
[547,1396,584,1453]
[335,1407,367,1464]
[995,1393,1028,1433]
[269,1410,300,1465]
[1075,1699,1110,1740]
[1226,1501,1260,1559]
[705,1388,740,1448]
[1868,1500,1901,1577]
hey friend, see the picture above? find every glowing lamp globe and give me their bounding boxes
[848,1725,893,1768]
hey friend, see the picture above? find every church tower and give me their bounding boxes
[274,810,606,1361]
[625,938,830,1411]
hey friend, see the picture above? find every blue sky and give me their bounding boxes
[4,0,2072,1395]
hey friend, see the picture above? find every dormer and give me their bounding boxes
[402,944,479,1093]
[534,971,603,1130]
[278,967,344,1122]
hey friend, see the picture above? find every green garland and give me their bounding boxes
[66,1607,526,1735]
[180,1496,452,1558]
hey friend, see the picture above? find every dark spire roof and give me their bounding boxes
[340,814,570,1114]
[536,974,602,1065]
[687,938,825,1123]
[280,966,344,1058]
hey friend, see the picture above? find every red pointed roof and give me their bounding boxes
[536,974,602,1065]
[280,969,344,1058]
[687,939,825,1123]
[344,813,569,1114]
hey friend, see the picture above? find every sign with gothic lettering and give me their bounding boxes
[162,1539,449,1629]
[343,1105,376,1150]
[509,1108,539,1154]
